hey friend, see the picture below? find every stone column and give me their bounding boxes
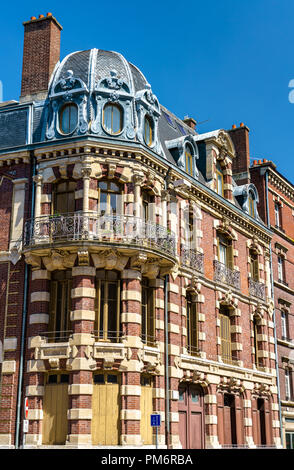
[67,265,96,446]
[205,384,221,448]
[25,269,51,446]
[33,174,43,219]
[161,190,168,229]
[133,174,144,218]
[120,269,142,446]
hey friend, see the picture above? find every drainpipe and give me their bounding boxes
[163,168,171,448]
[264,169,284,447]
[15,151,36,448]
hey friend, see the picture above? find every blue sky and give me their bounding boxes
[1,0,294,181]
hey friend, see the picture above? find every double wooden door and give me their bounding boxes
[178,384,205,449]
[252,398,272,446]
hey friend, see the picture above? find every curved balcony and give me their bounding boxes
[23,212,176,259]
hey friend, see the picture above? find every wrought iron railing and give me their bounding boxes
[141,333,157,347]
[39,330,73,343]
[24,212,176,257]
[213,260,240,289]
[249,278,266,300]
[186,344,201,357]
[181,245,204,272]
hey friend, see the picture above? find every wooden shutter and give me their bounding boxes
[227,242,234,270]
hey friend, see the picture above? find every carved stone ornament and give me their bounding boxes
[219,290,238,310]
[91,250,128,272]
[78,250,90,266]
[48,358,60,369]
[187,275,201,295]
[141,262,160,280]
[25,253,42,270]
[43,250,77,271]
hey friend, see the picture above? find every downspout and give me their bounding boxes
[15,151,36,448]
[265,169,284,447]
[164,168,171,448]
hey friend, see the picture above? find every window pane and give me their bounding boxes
[60,105,78,134]
[112,105,121,134]
[191,389,200,403]
[103,105,112,133]
[94,374,105,384]
[107,374,118,384]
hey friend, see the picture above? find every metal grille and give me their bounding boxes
[213,260,240,289]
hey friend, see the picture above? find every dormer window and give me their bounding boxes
[144,116,153,147]
[59,104,78,135]
[103,103,123,135]
[248,192,255,217]
[216,161,224,196]
[185,145,193,176]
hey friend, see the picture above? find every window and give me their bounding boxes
[281,311,289,340]
[185,145,193,176]
[285,369,292,401]
[188,211,194,246]
[217,233,233,269]
[141,277,155,345]
[286,433,294,449]
[53,180,76,214]
[144,116,153,146]
[248,193,255,217]
[253,317,259,367]
[186,292,198,355]
[98,180,122,217]
[216,161,224,196]
[142,191,154,223]
[49,270,72,342]
[59,103,78,134]
[103,103,123,135]
[95,270,120,342]
[274,203,281,228]
[277,255,285,283]
[250,251,259,281]
[219,307,232,363]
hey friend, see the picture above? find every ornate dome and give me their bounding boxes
[49,49,148,95]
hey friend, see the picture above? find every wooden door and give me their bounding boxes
[141,376,153,445]
[178,384,204,449]
[42,374,69,445]
[92,373,120,445]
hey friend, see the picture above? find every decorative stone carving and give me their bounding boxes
[141,262,160,280]
[91,250,128,272]
[43,250,77,271]
[48,358,60,369]
[25,253,42,270]
[78,250,90,266]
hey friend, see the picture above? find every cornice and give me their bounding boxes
[268,167,294,202]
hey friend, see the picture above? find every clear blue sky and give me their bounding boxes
[1,0,294,181]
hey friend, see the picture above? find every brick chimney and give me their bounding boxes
[183,116,197,130]
[21,13,62,100]
[228,123,251,185]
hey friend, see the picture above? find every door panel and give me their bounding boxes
[92,378,120,445]
[42,383,68,445]
[141,385,153,445]
[190,412,202,449]
[178,384,204,449]
[179,411,187,449]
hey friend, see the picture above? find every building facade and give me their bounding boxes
[0,14,285,448]
[251,161,294,449]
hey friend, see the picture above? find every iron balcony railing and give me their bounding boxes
[24,212,176,257]
[213,260,240,289]
[181,245,204,273]
[39,330,73,343]
[93,330,123,343]
[249,278,266,300]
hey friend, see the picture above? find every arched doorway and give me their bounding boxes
[178,383,205,448]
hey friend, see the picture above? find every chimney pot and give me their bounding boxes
[263,159,267,163]
[30,16,36,20]
[240,122,244,127]
[39,14,44,18]
[253,160,258,165]
[47,12,52,16]
[183,116,197,130]
[232,124,236,129]
[258,160,262,164]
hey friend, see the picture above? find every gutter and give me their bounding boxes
[265,169,284,448]
[15,151,36,448]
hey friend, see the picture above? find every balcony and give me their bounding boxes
[181,245,204,272]
[213,260,240,289]
[24,212,176,258]
[249,278,266,300]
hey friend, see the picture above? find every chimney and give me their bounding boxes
[21,13,62,100]
[183,116,197,130]
[228,123,251,185]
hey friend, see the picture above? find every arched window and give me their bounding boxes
[248,192,255,217]
[95,270,120,342]
[219,306,232,364]
[103,103,123,135]
[186,291,198,355]
[250,250,259,281]
[141,277,155,345]
[144,116,153,147]
[216,161,224,196]
[98,180,122,217]
[59,103,78,135]
[49,270,72,342]
[185,145,193,176]
[53,180,76,215]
